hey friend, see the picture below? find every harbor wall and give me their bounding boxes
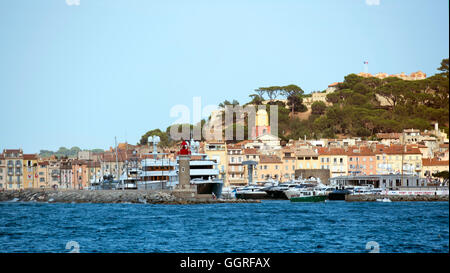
[295,169,330,184]
[345,194,449,202]
[0,189,259,204]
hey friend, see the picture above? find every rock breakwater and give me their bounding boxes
[0,189,260,205]
[345,194,449,202]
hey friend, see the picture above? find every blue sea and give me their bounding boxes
[0,200,448,253]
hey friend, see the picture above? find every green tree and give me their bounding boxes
[139,129,171,147]
[438,58,449,77]
[311,101,327,115]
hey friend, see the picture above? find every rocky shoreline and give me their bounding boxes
[345,194,449,202]
[0,189,260,205]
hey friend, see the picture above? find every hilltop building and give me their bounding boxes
[357,71,426,81]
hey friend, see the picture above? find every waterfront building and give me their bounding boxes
[374,144,422,176]
[87,161,102,185]
[330,174,427,189]
[421,158,449,180]
[243,148,260,183]
[0,154,5,189]
[281,148,297,181]
[226,144,245,186]
[346,146,377,176]
[100,151,128,180]
[23,154,38,188]
[317,147,348,178]
[72,160,89,189]
[295,148,319,171]
[48,160,61,188]
[37,161,49,188]
[2,149,24,189]
[204,141,227,181]
[258,154,282,181]
[60,160,73,189]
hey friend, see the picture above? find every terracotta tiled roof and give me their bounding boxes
[328,82,341,87]
[317,147,347,156]
[422,158,449,166]
[227,144,243,150]
[243,148,258,155]
[23,154,38,160]
[295,149,318,157]
[38,161,49,166]
[87,161,101,168]
[373,144,422,155]
[3,149,22,155]
[346,146,375,156]
[259,155,281,164]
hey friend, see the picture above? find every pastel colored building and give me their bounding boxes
[421,158,449,179]
[37,161,49,188]
[318,147,348,177]
[281,148,297,181]
[72,160,89,189]
[227,144,245,186]
[347,146,377,176]
[374,144,422,176]
[295,148,319,171]
[204,141,227,181]
[60,160,73,189]
[23,154,38,188]
[0,154,5,189]
[258,155,282,181]
[2,149,24,189]
[243,148,260,184]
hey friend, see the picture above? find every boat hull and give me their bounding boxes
[290,195,327,202]
[264,189,289,200]
[195,182,223,198]
[235,192,269,200]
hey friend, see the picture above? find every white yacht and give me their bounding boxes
[138,137,223,197]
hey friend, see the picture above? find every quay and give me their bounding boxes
[0,189,260,205]
[346,194,448,202]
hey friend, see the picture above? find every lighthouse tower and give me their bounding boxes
[177,140,191,189]
[252,109,271,139]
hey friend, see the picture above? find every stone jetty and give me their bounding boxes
[0,189,260,205]
[346,194,449,202]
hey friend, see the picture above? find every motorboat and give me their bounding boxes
[289,189,327,202]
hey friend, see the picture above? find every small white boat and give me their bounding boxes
[376,197,392,202]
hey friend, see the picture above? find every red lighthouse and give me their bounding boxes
[177,140,191,155]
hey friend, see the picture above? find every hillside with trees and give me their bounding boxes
[139,58,449,146]
[39,147,104,158]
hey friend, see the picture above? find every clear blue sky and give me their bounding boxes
[0,0,448,153]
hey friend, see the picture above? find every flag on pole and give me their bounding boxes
[364,61,368,64]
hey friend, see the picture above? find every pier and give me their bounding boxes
[0,189,260,205]
[345,194,448,202]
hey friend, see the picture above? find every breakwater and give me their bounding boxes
[346,194,449,202]
[0,189,260,205]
